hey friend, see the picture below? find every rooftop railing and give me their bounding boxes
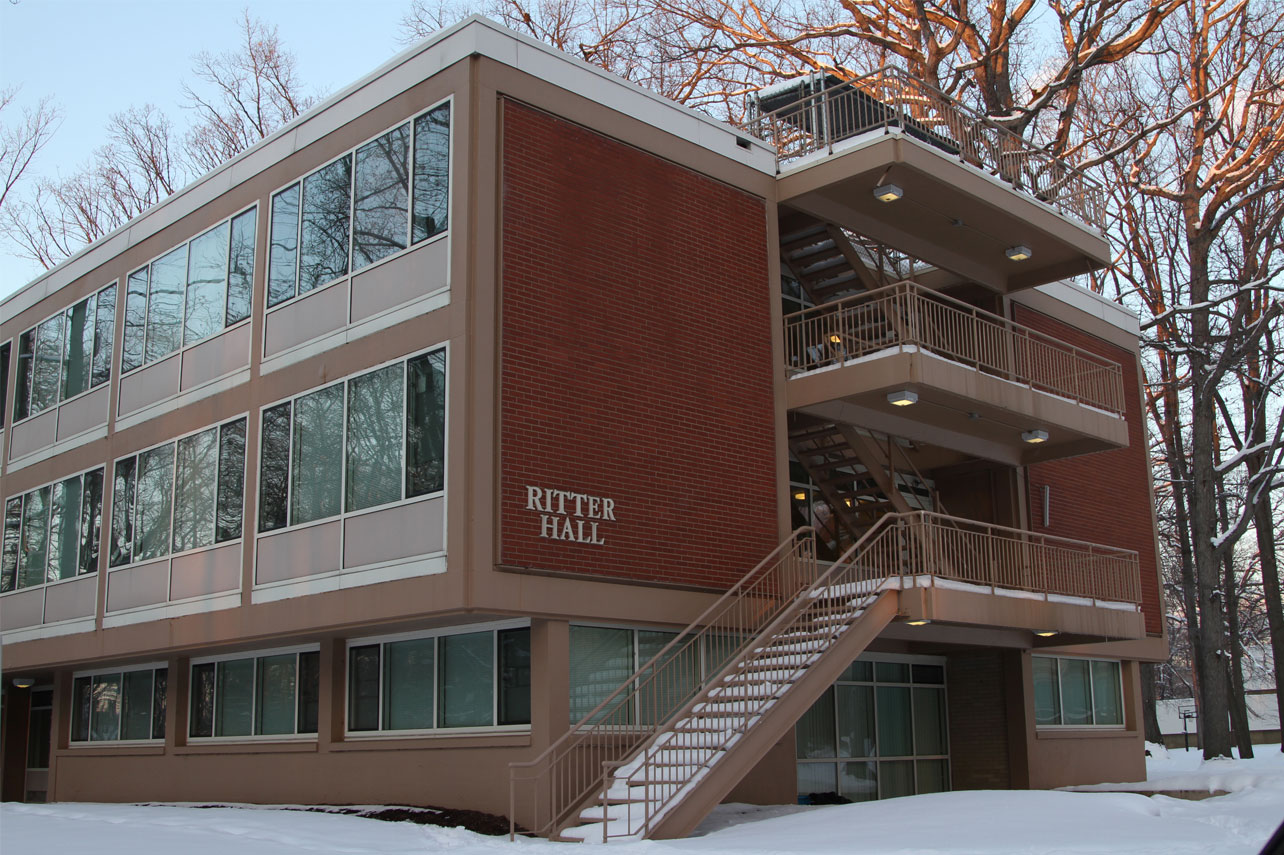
[784,281,1127,416]
[744,66,1106,229]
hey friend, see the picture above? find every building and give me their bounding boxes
[0,17,1166,840]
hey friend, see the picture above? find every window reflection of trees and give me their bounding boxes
[291,385,345,524]
[183,223,229,346]
[300,155,352,293]
[217,420,247,542]
[122,269,148,372]
[225,210,256,325]
[407,351,446,496]
[259,404,292,532]
[145,247,186,364]
[346,364,403,512]
[353,125,409,270]
[413,106,450,242]
[267,185,300,307]
[110,458,137,567]
[172,428,218,553]
[134,443,175,562]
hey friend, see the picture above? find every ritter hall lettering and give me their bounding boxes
[525,485,615,545]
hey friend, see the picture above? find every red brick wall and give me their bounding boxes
[499,101,778,587]
[1015,304,1162,634]
[946,652,1011,790]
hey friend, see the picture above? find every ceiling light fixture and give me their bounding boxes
[887,390,919,407]
[11,677,35,689]
[873,183,904,203]
[905,619,931,626]
[1006,245,1033,261]
[1022,429,1049,444]
[1034,630,1059,638]
[793,491,807,502]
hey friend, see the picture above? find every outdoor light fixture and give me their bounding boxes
[11,677,35,689]
[873,183,904,202]
[793,491,807,502]
[905,619,931,626]
[1006,245,1033,261]
[887,389,918,407]
[1034,630,1059,638]
[829,333,843,345]
[1022,429,1049,444]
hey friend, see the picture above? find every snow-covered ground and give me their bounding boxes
[4,744,1282,855]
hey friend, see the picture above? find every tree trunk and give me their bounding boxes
[1217,470,1253,759]
[1255,498,1283,754]
[1141,662,1164,744]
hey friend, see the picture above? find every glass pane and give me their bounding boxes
[840,760,878,802]
[916,759,949,794]
[121,670,154,740]
[875,662,910,683]
[22,702,45,768]
[499,628,532,726]
[569,626,633,724]
[91,673,122,741]
[1,498,19,593]
[62,295,93,399]
[912,664,945,685]
[31,313,65,414]
[836,684,876,759]
[153,669,168,740]
[297,652,319,734]
[135,443,175,562]
[256,654,298,735]
[14,330,34,420]
[879,759,915,799]
[406,350,446,497]
[71,676,92,742]
[842,661,873,682]
[18,486,50,588]
[1059,659,1093,726]
[348,645,381,732]
[913,687,947,755]
[189,662,215,738]
[215,658,254,737]
[226,209,256,324]
[637,630,697,726]
[384,637,435,730]
[109,457,137,567]
[440,632,493,728]
[353,123,409,269]
[80,469,104,575]
[1091,661,1123,725]
[0,343,7,428]
[291,385,344,525]
[258,403,291,532]
[184,221,229,345]
[876,686,913,756]
[345,364,404,512]
[299,155,351,292]
[46,476,82,582]
[145,245,186,364]
[122,268,148,373]
[412,104,450,243]
[172,428,218,553]
[0,498,19,593]
[92,284,116,387]
[1032,658,1061,724]
[796,688,836,759]
[216,419,247,542]
[796,763,837,803]
[268,184,300,307]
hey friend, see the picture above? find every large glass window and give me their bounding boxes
[567,625,704,726]
[347,626,529,733]
[121,207,257,373]
[1,468,104,593]
[189,649,319,738]
[71,666,167,743]
[797,656,949,804]
[13,283,117,422]
[109,418,247,568]
[1032,656,1124,727]
[258,349,445,533]
[0,342,9,430]
[267,102,450,308]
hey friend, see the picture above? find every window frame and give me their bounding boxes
[69,662,168,745]
[119,202,259,376]
[1,464,107,596]
[1,340,10,432]
[187,643,321,742]
[344,619,531,738]
[1032,654,1126,729]
[264,95,453,312]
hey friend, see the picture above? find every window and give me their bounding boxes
[13,283,116,422]
[109,418,247,568]
[347,626,529,733]
[1,341,9,429]
[267,102,450,307]
[796,656,949,803]
[258,349,445,532]
[121,207,256,373]
[1033,656,1123,727]
[568,625,706,726]
[2,468,105,593]
[71,666,167,742]
[189,648,319,738]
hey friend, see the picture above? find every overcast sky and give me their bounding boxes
[1,0,425,302]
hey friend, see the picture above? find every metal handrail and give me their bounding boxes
[743,66,1105,229]
[784,281,1127,415]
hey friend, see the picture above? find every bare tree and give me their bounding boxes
[0,87,59,212]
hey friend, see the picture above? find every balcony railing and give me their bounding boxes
[784,281,1126,416]
[744,66,1105,229]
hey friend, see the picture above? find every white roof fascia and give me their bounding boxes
[1033,280,1141,337]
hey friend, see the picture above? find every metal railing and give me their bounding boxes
[743,66,1105,229]
[784,281,1126,416]
[508,512,1139,841]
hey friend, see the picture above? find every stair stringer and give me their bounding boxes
[635,591,899,841]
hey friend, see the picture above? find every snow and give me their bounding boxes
[4,746,1283,854]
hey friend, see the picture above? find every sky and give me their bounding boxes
[0,0,428,301]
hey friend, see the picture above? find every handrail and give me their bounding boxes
[743,66,1105,229]
[784,281,1126,415]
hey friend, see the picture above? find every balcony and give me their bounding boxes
[745,68,1111,293]
[784,282,1129,465]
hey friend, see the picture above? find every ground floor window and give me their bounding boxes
[796,655,949,803]
[347,624,530,733]
[72,665,167,742]
[1033,656,1123,727]
[189,647,318,738]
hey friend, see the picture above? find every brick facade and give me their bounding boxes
[946,651,1012,790]
[499,100,778,587]
[1016,305,1163,634]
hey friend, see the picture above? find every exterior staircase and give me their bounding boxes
[780,214,881,304]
